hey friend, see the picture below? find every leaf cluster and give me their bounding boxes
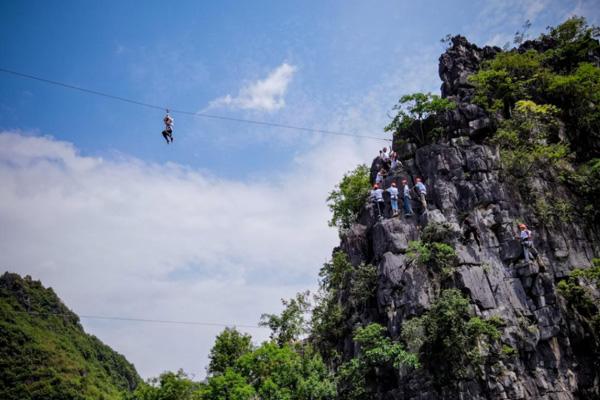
[400,289,501,384]
[384,92,456,145]
[327,164,371,231]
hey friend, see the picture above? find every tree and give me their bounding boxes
[207,328,253,376]
[198,369,255,400]
[384,92,455,144]
[260,291,311,346]
[129,370,201,400]
[327,164,371,230]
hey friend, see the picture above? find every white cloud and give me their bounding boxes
[0,131,375,379]
[208,63,297,112]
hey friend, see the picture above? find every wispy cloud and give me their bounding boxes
[208,63,297,112]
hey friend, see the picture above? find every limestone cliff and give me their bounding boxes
[336,35,600,399]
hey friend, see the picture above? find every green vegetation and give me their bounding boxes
[337,324,418,400]
[0,272,141,400]
[207,328,253,376]
[562,158,600,226]
[465,17,600,227]
[401,289,501,384]
[260,291,311,346]
[311,252,377,362]
[327,164,371,230]
[384,92,456,144]
[557,260,600,332]
[125,371,202,400]
[407,240,458,278]
[470,17,600,160]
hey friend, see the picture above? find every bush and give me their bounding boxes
[407,240,458,277]
[327,165,371,230]
[401,289,501,384]
[337,324,418,399]
[384,92,456,144]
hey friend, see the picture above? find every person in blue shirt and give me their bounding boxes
[401,179,414,217]
[387,182,399,217]
[414,177,427,211]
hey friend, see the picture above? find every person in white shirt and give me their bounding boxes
[371,184,385,220]
[380,147,390,162]
[387,182,399,216]
[401,179,414,217]
[162,111,174,143]
[517,223,538,263]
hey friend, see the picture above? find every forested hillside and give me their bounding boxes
[0,272,140,400]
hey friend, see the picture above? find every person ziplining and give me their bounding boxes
[162,110,174,144]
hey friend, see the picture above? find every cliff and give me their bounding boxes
[334,29,600,400]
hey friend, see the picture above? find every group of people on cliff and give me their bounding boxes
[370,147,540,265]
[370,147,427,219]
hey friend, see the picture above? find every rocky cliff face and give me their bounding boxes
[338,37,600,400]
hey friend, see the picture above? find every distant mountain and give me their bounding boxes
[0,272,141,400]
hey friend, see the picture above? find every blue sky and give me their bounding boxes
[1,0,598,379]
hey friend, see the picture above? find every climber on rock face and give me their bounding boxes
[462,214,481,250]
[518,223,539,263]
[390,151,401,170]
[162,110,174,144]
[414,177,428,211]
[387,182,399,217]
[401,179,414,217]
[375,168,387,186]
[371,184,385,220]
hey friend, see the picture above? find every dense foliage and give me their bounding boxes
[337,324,418,400]
[470,17,600,160]
[327,164,371,230]
[401,289,502,384]
[557,259,600,338]
[0,272,141,400]
[384,92,456,144]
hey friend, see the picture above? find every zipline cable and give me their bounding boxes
[14,310,266,329]
[0,67,392,142]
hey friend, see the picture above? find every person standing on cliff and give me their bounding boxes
[518,223,539,263]
[375,168,387,186]
[414,177,427,211]
[371,184,385,220]
[387,182,399,217]
[401,179,414,217]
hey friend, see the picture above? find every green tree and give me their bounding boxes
[384,92,456,144]
[327,164,371,230]
[128,370,201,400]
[260,291,311,346]
[401,289,501,384]
[207,328,254,376]
[337,324,418,399]
[198,369,255,400]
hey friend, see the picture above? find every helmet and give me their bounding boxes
[518,223,527,229]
